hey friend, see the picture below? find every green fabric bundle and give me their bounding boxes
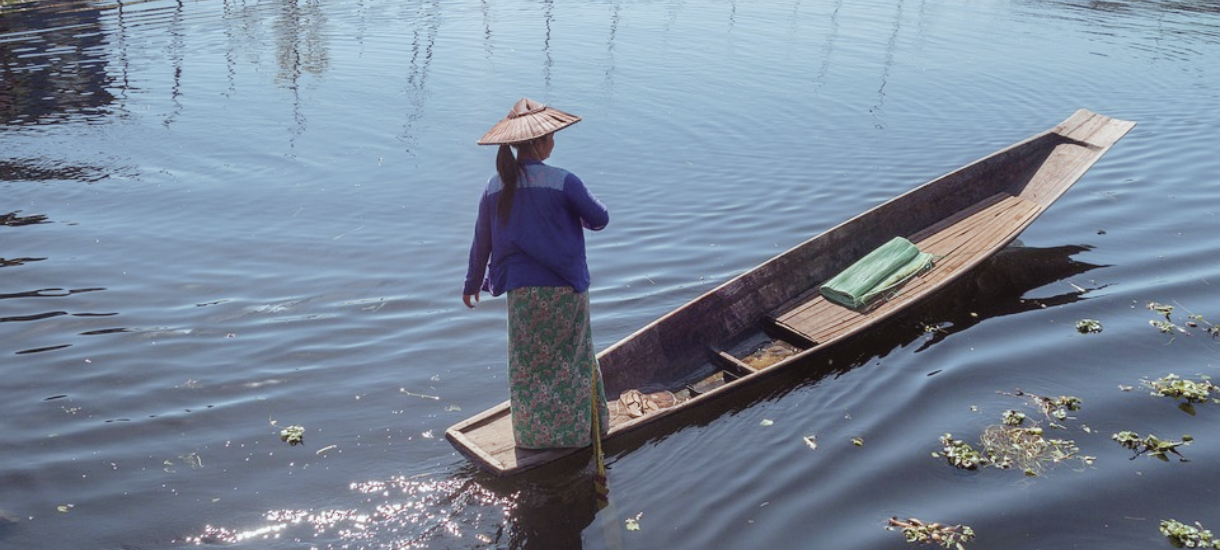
[819,236,936,310]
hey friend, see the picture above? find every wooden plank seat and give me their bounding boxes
[772,192,1042,345]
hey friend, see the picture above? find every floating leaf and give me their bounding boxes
[1002,410,1026,426]
[934,434,984,470]
[56,504,73,513]
[625,512,643,531]
[887,517,975,549]
[1143,374,1218,404]
[937,403,1090,476]
[1161,519,1220,549]
[280,425,305,446]
[1150,319,1183,334]
[1147,301,1174,319]
[852,437,864,447]
[1075,319,1103,334]
[1112,431,1191,462]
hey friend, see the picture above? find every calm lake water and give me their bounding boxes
[3,0,1220,548]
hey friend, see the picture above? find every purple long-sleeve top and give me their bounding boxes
[463,160,609,297]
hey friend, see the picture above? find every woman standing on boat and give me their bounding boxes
[462,98,610,449]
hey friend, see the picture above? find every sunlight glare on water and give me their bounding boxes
[179,476,516,548]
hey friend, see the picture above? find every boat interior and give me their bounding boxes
[602,116,1133,425]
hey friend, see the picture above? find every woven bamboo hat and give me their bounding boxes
[477,98,581,145]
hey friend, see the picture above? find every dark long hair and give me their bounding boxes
[494,138,542,223]
[495,144,520,222]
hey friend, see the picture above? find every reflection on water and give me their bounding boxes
[1016,0,1220,57]
[401,1,438,151]
[0,157,113,182]
[0,0,335,132]
[0,1,115,126]
[0,210,49,227]
[1,0,1217,548]
[272,0,329,145]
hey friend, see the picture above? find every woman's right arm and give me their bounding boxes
[462,191,494,306]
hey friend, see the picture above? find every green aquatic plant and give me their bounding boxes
[979,424,1090,476]
[1004,390,1082,421]
[1143,374,1220,404]
[1151,319,1184,335]
[1160,519,1220,549]
[935,393,1093,476]
[1112,430,1191,462]
[1075,319,1103,334]
[280,425,305,446]
[888,517,975,550]
[933,433,985,470]
[1148,301,1175,319]
[1142,302,1220,339]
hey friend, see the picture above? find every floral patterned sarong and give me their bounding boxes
[506,286,609,449]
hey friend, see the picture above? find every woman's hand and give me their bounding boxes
[462,293,480,309]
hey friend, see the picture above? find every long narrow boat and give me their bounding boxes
[447,109,1135,477]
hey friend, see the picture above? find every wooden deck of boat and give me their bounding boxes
[446,400,525,472]
[772,192,1041,345]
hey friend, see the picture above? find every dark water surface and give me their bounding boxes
[3,0,1220,548]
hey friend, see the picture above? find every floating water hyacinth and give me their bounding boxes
[1161,519,1220,549]
[280,425,305,446]
[932,433,984,470]
[1143,374,1219,404]
[1148,301,1175,319]
[934,393,1092,475]
[1075,319,1103,334]
[1002,390,1081,421]
[1112,431,1192,462]
[1141,302,1220,339]
[887,517,975,550]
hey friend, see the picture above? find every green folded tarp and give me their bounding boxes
[819,236,936,310]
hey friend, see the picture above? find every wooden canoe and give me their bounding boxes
[446,109,1135,477]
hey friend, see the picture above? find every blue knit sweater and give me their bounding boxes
[463,161,609,297]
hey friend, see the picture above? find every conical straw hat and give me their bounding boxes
[478,98,581,145]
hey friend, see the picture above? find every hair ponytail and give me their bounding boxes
[495,144,519,222]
